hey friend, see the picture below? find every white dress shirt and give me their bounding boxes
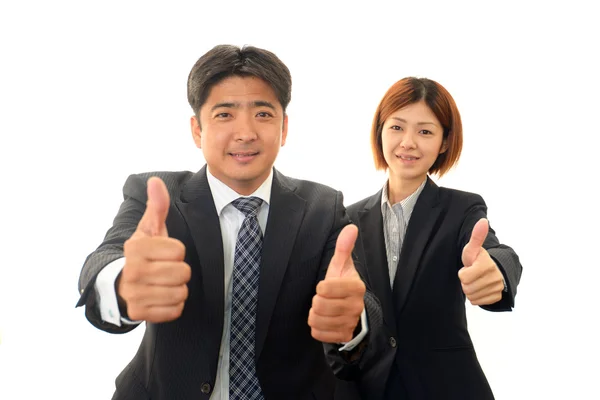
[94,169,367,399]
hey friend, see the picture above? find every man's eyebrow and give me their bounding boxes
[210,102,239,112]
[252,101,276,110]
[210,101,277,111]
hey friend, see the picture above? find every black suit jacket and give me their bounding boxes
[328,177,522,400]
[76,166,376,400]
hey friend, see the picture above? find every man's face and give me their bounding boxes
[191,75,288,195]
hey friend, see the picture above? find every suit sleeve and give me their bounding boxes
[458,194,523,311]
[321,191,384,380]
[75,174,149,334]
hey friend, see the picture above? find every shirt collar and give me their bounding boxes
[206,168,273,216]
[381,178,427,220]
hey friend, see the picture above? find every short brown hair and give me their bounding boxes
[187,44,292,118]
[371,77,463,177]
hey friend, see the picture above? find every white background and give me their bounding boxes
[1,1,599,399]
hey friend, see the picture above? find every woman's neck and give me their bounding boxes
[387,174,427,205]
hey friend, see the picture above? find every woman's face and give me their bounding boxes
[381,100,447,184]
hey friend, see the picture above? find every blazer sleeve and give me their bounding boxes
[75,174,150,334]
[458,194,523,311]
[320,192,384,380]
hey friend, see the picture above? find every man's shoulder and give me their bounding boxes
[346,193,380,217]
[276,171,340,199]
[122,170,196,199]
[128,170,194,187]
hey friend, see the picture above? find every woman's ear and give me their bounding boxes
[439,138,449,154]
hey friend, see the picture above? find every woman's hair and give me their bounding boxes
[371,77,463,177]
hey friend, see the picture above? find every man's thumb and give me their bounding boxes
[326,224,358,279]
[136,177,170,237]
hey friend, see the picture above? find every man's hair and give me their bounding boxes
[187,44,292,119]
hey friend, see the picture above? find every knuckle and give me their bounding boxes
[126,288,143,304]
[312,295,325,314]
[355,280,366,294]
[340,331,352,343]
[165,307,181,321]
[316,280,328,296]
[122,262,143,282]
[177,262,192,282]
[123,238,139,258]
[173,239,186,260]
[174,285,188,302]
[180,284,189,301]
[458,270,470,284]
[128,306,143,320]
[307,310,315,327]
[118,285,131,302]
[123,238,133,252]
[353,304,364,317]
[311,294,322,309]
[311,328,321,341]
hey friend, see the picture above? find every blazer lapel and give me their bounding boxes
[255,169,306,360]
[392,177,441,316]
[357,192,397,329]
[175,166,224,379]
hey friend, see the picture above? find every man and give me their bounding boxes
[76,44,377,399]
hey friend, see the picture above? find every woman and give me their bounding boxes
[336,77,523,400]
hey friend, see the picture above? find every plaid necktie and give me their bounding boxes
[229,196,264,400]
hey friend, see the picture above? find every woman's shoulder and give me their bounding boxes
[437,184,486,208]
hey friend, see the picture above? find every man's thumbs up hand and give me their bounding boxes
[309,225,366,343]
[119,177,191,323]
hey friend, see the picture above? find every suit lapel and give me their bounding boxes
[357,192,397,328]
[392,177,441,316]
[255,170,306,360]
[175,166,224,379]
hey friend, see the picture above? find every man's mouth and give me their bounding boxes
[230,151,259,160]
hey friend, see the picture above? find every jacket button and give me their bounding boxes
[389,337,397,348]
[200,383,211,394]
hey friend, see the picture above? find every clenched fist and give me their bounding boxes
[118,177,192,323]
[309,224,366,343]
[458,218,505,306]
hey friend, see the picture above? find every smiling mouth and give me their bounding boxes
[230,152,259,157]
[398,155,419,161]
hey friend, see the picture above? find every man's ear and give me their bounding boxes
[281,114,289,147]
[191,115,202,149]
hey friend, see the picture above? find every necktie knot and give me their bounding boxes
[232,196,263,218]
